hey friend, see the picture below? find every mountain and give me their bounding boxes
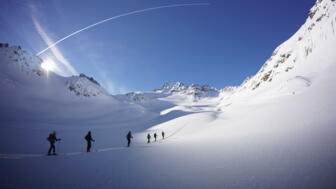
[66,74,109,97]
[0,43,154,128]
[154,81,186,94]
[0,44,44,77]
[155,82,219,98]
[0,44,45,87]
[215,0,336,110]
[115,82,219,107]
[0,43,109,98]
[236,0,336,93]
[0,45,219,100]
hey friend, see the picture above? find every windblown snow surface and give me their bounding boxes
[1,0,336,188]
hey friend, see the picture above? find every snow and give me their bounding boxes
[154,81,220,99]
[66,74,110,97]
[1,0,336,188]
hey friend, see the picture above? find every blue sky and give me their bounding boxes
[0,0,315,94]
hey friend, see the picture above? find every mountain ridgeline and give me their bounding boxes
[0,43,109,98]
[238,0,336,92]
[1,0,336,103]
[0,44,221,101]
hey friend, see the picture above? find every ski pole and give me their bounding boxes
[58,140,61,154]
[91,141,94,152]
[93,140,96,152]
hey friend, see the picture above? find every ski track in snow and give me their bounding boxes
[0,145,154,159]
[0,137,174,159]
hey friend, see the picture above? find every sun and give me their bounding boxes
[41,58,55,72]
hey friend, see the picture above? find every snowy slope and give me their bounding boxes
[0,44,156,131]
[0,45,44,77]
[155,81,219,98]
[66,74,109,97]
[116,81,220,108]
[0,45,45,88]
[0,44,110,98]
[235,0,336,94]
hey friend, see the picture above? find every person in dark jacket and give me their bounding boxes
[154,133,157,142]
[85,131,95,152]
[162,131,165,139]
[126,131,133,147]
[47,131,61,155]
[147,133,151,143]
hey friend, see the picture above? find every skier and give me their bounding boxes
[47,131,61,155]
[126,131,133,147]
[154,133,157,142]
[147,133,151,143]
[162,131,165,139]
[85,131,95,152]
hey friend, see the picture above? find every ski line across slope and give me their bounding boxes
[0,117,193,160]
[0,131,181,160]
[153,123,189,140]
[0,146,126,159]
[0,144,158,160]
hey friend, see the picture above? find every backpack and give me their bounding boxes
[85,134,90,141]
[47,134,53,142]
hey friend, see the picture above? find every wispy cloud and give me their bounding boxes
[71,37,129,94]
[98,70,128,94]
[32,17,78,76]
[28,1,77,76]
[28,1,127,94]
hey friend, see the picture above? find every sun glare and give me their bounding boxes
[41,58,55,72]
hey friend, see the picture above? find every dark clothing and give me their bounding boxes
[162,132,165,139]
[127,139,131,147]
[147,134,151,143]
[154,133,157,142]
[48,133,60,143]
[48,142,56,154]
[126,132,133,147]
[47,133,60,155]
[126,132,133,140]
[87,141,92,152]
[85,132,94,152]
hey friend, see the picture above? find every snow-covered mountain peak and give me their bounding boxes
[154,82,219,98]
[309,0,336,20]
[0,43,109,98]
[117,82,220,104]
[154,81,186,94]
[66,74,109,97]
[184,84,219,98]
[0,43,45,77]
[238,0,336,92]
[78,73,101,86]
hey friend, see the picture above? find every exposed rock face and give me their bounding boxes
[0,44,108,98]
[155,82,219,98]
[66,74,108,97]
[239,0,336,91]
[0,44,45,77]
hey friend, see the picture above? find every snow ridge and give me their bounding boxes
[238,0,336,92]
[155,82,219,98]
[66,74,109,97]
[0,44,108,98]
[0,44,45,77]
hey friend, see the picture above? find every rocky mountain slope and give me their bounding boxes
[237,0,336,92]
[155,82,219,98]
[0,44,109,98]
